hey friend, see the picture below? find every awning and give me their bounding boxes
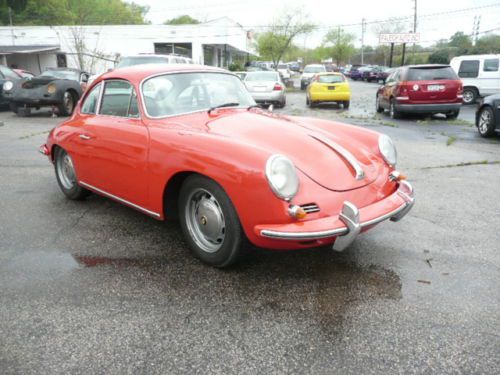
[0,45,60,55]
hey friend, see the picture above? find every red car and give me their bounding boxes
[376,64,463,119]
[40,65,414,267]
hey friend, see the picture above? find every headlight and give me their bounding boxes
[3,81,13,91]
[47,83,57,94]
[378,134,397,167]
[265,154,299,200]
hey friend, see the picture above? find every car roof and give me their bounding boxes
[99,64,228,83]
[305,64,324,67]
[404,64,450,69]
[316,72,343,76]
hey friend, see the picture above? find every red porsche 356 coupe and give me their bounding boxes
[40,64,414,267]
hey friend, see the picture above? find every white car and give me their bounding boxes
[277,63,293,80]
[450,54,500,104]
[88,54,194,85]
[300,64,326,90]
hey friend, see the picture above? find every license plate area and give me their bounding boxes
[328,86,336,90]
[428,84,445,91]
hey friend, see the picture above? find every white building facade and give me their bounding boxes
[0,17,256,74]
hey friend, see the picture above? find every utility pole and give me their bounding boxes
[361,18,366,65]
[472,15,481,45]
[411,0,417,63]
[9,6,15,46]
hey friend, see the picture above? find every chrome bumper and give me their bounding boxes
[260,181,415,251]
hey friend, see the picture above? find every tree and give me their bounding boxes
[428,49,450,64]
[474,34,500,53]
[323,28,355,65]
[256,8,315,68]
[449,31,472,50]
[164,15,200,25]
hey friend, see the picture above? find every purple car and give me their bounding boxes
[348,67,363,80]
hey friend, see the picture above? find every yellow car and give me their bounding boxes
[306,72,351,108]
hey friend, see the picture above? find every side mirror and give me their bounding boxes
[268,104,274,112]
[81,75,89,83]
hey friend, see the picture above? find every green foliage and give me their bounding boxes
[0,0,149,25]
[227,62,243,71]
[323,28,355,65]
[164,15,200,25]
[475,34,500,53]
[448,31,472,50]
[428,49,450,64]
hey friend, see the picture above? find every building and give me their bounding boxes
[0,17,256,74]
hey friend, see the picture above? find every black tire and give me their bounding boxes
[9,102,18,114]
[343,101,350,109]
[178,175,245,267]
[477,106,496,137]
[300,83,306,90]
[462,87,478,105]
[280,97,286,108]
[54,147,90,200]
[376,95,384,113]
[58,90,76,116]
[446,110,460,119]
[389,99,401,119]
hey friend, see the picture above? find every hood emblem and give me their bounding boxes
[309,133,365,180]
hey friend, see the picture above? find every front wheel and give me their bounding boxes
[58,91,76,116]
[9,102,18,114]
[54,147,90,200]
[477,106,496,137]
[179,175,245,267]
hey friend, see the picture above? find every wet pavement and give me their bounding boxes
[0,81,499,374]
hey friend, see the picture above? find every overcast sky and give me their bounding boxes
[131,0,500,47]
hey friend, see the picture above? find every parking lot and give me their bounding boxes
[0,80,499,374]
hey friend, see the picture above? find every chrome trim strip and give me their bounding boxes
[309,133,365,180]
[260,181,414,240]
[79,181,161,218]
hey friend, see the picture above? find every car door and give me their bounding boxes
[480,58,500,95]
[76,79,151,211]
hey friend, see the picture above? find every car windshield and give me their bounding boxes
[407,67,457,81]
[142,72,255,117]
[117,56,170,68]
[39,70,79,80]
[318,75,344,83]
[304,66,325,73]
[244,72,279,81]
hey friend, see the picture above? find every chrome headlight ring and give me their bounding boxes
[265,154,299,201]
[378,134,397,167]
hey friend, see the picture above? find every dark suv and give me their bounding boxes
[376,65,463,119]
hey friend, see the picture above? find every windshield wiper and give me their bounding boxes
[208,102,239,114]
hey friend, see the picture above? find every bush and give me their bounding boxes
[228,63,243,71]
[428,49,450,64]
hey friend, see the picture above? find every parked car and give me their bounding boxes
[0,65,23,107]
[3,68,89,116]
[375,67,392,83]
[39,64,414,267]
[450,54,500,105]
[376,64,463,119]
[277,63,293,80]
[88,54,194,84]
[347,66,368,81]
[287,61,301,72]
[243,70,286,107]
[475,94,500,137]
[362,66,379,82]
[13,68,34,78]
[306,72,351,108]
[300,64,327,89]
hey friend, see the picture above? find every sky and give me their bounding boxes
[131,0,500,48]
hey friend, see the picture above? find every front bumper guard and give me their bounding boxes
[260,180,415,251]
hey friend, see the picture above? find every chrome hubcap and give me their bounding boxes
[185,188,225,253]
[479,110,491,133]
[463,91,473,103]
[57,151,76,189]
[64,92,74,113]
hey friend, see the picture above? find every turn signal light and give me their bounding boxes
[389,171,407,182]
[47,83,57,94]
[288,205,307,219]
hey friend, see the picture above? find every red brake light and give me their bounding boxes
[273,83,283,91]
[398,82,409,95]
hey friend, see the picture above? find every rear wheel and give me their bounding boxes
[477,106,496,137]
[376,95,383,113]
[54,147,90,200]
[343,101,350,109]
[446,110,460,119]
[389,99,401,119]
[58,91,75,116]
[462,87,478,105]
[179,175,245,267]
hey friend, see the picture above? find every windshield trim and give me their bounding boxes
[139,70,251,119]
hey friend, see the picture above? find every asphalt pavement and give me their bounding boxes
[0,80,499,374]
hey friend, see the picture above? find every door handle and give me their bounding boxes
[79,134,91,140]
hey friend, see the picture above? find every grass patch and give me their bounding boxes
[417,118,473,127]
[18,130,50,140]
[446,135,457,146]
[422,160,500,169]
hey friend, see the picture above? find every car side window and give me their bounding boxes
[483,59,499,72]
[100,80,140,118]
[458,60,479,78]
[81,83,102,115]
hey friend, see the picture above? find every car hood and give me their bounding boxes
[18,77,58,89]
[203,111,380,191]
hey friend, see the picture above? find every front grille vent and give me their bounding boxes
[300,203,320,214]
